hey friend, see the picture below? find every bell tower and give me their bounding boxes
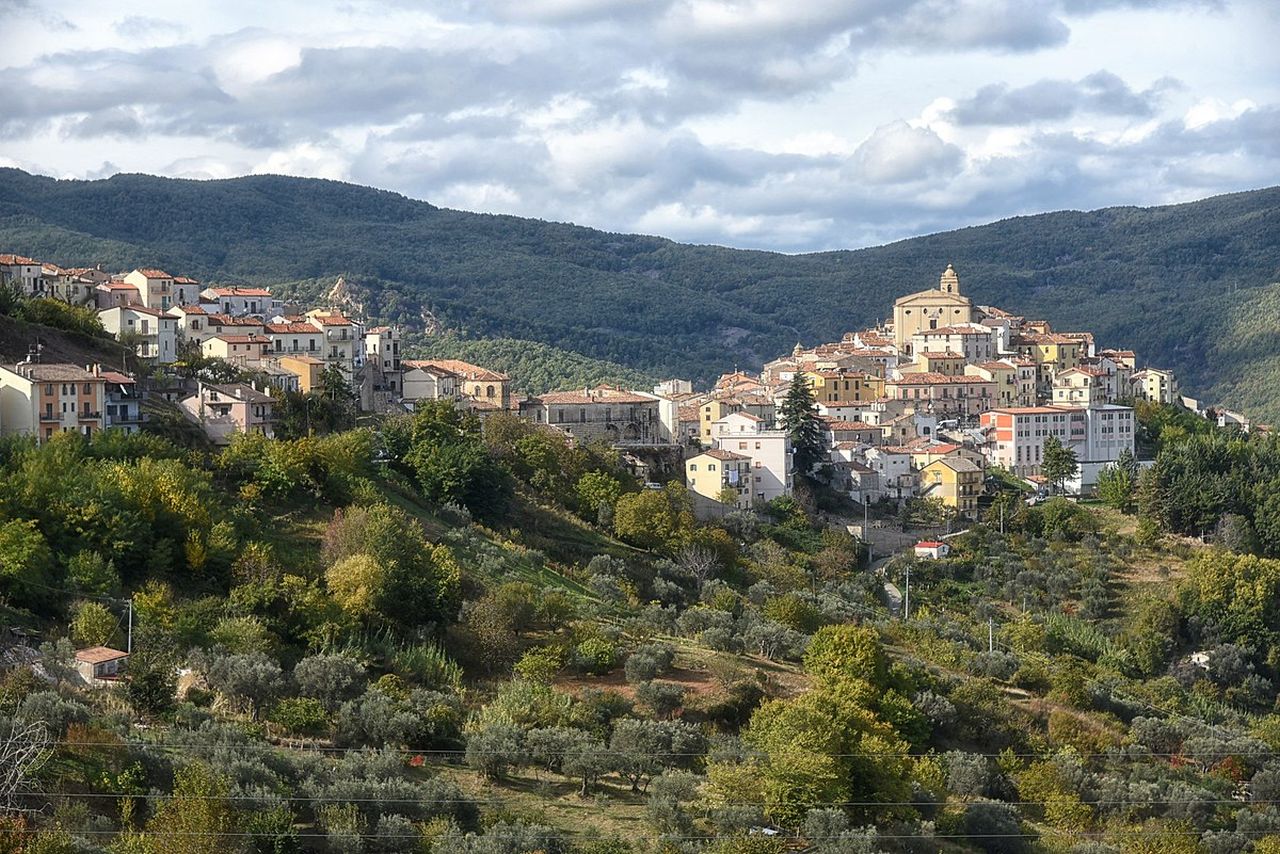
[939,263,960,295]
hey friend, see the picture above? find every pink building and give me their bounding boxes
[179,382,274,445]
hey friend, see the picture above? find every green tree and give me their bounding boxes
[1096,451,1137,512]
[142,763,235,854]
[1041,436,1078,495]
[577,470,622,522]
[613,483,695,553]
[70,601,121,648]
[778,374,825,477]
[0,519,55,609]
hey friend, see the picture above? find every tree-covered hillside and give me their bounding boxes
[2,168,1278,415]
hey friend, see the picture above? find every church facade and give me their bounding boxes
[891,264,973,354]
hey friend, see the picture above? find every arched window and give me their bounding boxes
[930,318,938,329]
[486,385,495,398]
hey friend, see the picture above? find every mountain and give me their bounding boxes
[2,167,1279,416]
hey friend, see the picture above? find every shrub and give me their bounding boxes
[268,697,328,735]
[514,646,566,683]
[572,636,619,675]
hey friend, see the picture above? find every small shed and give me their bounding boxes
[75,646,129,684]
[914,540,951,560]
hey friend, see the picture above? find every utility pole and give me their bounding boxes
[988,617,994,653]
[126,598,133,654]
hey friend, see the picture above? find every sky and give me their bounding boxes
[3,0,1278,252]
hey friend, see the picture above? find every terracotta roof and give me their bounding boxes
[75,646,128,664]
[206,314,264,327]
[537,386,655,405]
[0,254,40,265]
[984,406,1066,415]
[207,286,272,297]
[678,405,699,421]
[696,449,750,461]
[309,314,353,327]
[170,304,207,315]
[932,456,982,472]
[1058,366,1107,378]
[99,282,139,291]
[913,442,961,455]
[890,373,992,385]
[208,334,270,345]
[173,276,200,284]
[918,351,964,359]
[916,541,946,549]
[265,323,322,334]
[823,420,878,431]
[414,359,508,382]
[99,371,134,384]
[917,323,991,336]
[134,268,171,279]
[402,360,459,378]
[102,304,171,318]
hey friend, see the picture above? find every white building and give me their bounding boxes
[98,305,178,364]
[123,269,177,311]
[402,361,461,405]
[980,404,1135,492]
[709,410,792,503]
[201,286,276,317]
[864,446,915,500]
[910,323,997,364]
[0,254,46,297]
[1131,368,1178,405]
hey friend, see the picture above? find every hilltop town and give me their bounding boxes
[1,253,1234,526]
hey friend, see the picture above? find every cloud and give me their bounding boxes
[851,121,965,184]
[948,70,1180,125]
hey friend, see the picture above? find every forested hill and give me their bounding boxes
[2,168,1279,415]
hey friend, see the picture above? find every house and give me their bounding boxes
[359,327,404,413]
[521,386,664,444]
[101,371,143,433]
[710,410,792,502]
[892,265,974,354]
[1130,368,1178,405]
[822,419,880,447]
[401,361,461,406]
[305,310,359,379]
[202,334,271,369]
[914,541,951,559]
[1011,332,1084,395]
[698,393,776,443]
[980,404,1135,491]
[885,373,996,418]
[919,456,983,517]
[828,453,881,503]
[98,305,178,364]
[167,305,211,344]
[277,355,326,394]
[205,314,266,339]
[171,276,202,307]
[411,359,511,408]
[901,351,966,377]
[802,369,884,408]
[964,360,1026,408]
[179,382,275,445]
[909,323,996,364]
[264,322,324,357]
[0,362,108,441]
[95,281,141,309]
[202,286,276,316]
[123,269,177,310]
[43,264,98,305]
[74,646,128,685]
[0,254,46,297]
[1052,366,1112,407]
[685,449,753,510]
[864,446,913,500]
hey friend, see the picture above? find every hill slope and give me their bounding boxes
[2,168,1278,415]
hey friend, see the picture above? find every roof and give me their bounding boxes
[918,351,965,359]
[75,646,128,664]
[983,406,1068,415]
[170,304,207,315]
[207,286,272,297]
[412,359,508,382]
[537,386,656,405]
[928,456,982,473]
[402,360,459,378]
[915,541,947,549]
[890,373,992,385]
[917,323,991,336]
[914,442,961,455]
[133,268,171,279]
[101,304,171,318]
[203,382,273,404]
[173,275,200,284]
[678,405,699,421]
[99,282,139,291]
[823,420,878,431]
[1,363,102,383]
[308,313,353,327]
[0,254,40,265]
[99,371,134,384]
[265,322,322,334]
[206,314,264,327]
[694,449,751,462]
[207,334,270,345]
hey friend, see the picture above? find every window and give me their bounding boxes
[689,464,697,471]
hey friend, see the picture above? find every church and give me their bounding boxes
[891,264,973,354]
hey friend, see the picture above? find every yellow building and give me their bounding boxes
[685,449,753,509]
[699,394,774,443]
[904,351,966,377]
[1013,332,1083,395]
[802,369,883,407]
[919,456,983,516]
[278,354,326,394]
[892,264,974,354]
